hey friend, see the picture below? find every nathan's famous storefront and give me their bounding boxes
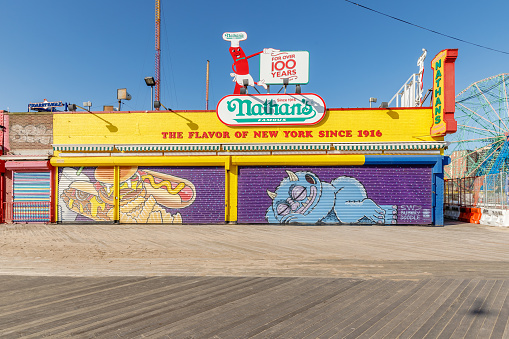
[51,104,450,226]
[50,48,457,226]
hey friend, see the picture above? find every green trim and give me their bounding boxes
[54,142,446,153]
[222,144,330,151]
[333,142,446,151]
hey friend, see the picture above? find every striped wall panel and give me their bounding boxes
[13,171,51,222]
[13,172,51,202]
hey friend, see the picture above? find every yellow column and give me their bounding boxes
[114,166,120,222]
[225,158,230,223]
[225,156,238,223]
[54,168,59,223]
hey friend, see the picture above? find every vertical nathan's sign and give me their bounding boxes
[430,49,458,136]
[260,51,309,85]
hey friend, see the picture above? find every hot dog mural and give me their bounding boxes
[57,166,224,224]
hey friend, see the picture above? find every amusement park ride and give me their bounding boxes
[447,74,509,178]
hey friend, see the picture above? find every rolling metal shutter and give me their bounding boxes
[237,166,433,225]
[119,167,225,224]
[12,171,51,222]
[58,167,115,223]
[57,166,226,224]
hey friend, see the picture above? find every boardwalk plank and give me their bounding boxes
[450,280,495,338]
[325,281,419,338]
[491,286,509,339]
[54,277,273,338]
[302,281,400,338]
[224,279,364,339]
[436,280,486,339]
[380,278,459,338]
[252,279,386,338]
[483,280,509,339]
[13,276,195,336]
[347,279,451,339]
[81,277,288,338]
[164,278,360,338]
[338,279,454,338]
[464,280,502,338]
[153,277,330,338]
[0,222,508,337]
[363,279,446,338]
[3,276,234,337]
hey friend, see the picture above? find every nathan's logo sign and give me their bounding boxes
[216,94,326,126]
[223,32,247,42]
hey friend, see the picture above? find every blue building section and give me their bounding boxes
[364,155,450,226]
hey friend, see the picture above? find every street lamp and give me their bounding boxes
[154,101,169,111]
[117,88,131,111]
[144,77,156,110]
[83,101,92,112]
[68,102,92,112]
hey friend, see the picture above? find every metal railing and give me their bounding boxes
[4,202,51,223]
[445,172,509,209]
[388,73,421,108]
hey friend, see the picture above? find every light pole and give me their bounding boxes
[145,77,156,110]
[117,88,132,111]
[83,101,92,112]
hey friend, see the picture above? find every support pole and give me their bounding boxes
[155,0,161,110]
[206,60,210,110]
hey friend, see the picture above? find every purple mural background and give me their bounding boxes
[237,165,433,225]
[140,166,225,224]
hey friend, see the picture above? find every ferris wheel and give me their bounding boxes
[447,73,509,178]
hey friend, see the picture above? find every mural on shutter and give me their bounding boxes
[58,167,115,222]
[13,171,51,222]
[237,166,432,225]
[58,166,225,224]
[124,167,224,224]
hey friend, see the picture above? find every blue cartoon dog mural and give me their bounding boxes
[265,170,397,224]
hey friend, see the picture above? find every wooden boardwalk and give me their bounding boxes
[0,220,508,337]
[0,276,508,338]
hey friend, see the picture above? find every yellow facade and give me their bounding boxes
[51,107,445,224]
[53,108,442,145]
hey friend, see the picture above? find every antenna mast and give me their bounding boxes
[206,60,210,110]
[155,0,161,110]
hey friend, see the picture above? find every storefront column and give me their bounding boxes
[432,156,450,226]
[4,170,12,223]
[225,158,238,223]
[114,166,120,223]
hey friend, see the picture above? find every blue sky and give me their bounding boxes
[1,0,508,112]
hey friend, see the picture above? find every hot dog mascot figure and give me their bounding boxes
[223,32,279,94]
